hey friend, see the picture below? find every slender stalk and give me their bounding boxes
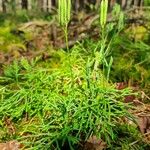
[63,25,69,52]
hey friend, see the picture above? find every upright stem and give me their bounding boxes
[64,24,69,52]
[101,27,106,88]
[63,25,74,91]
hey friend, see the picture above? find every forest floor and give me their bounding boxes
[0,10,150,150]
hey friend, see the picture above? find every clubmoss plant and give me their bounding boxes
[94,1,125,82]
[0,51,133,149]
[93,0,112,83]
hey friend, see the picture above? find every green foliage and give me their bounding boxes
[144,0,150,6]
[0,49,132,149]
[0,10,53,27]
[83,31,150,88]
[112,124,150,150]
[0,26,25,52]
[109,34,150,87]
[95,3,124,83]
[1,1,149,149]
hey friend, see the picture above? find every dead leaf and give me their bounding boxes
[0,141,20,150]
[137,116,150,134]
[4,117,16,135]
[115,82,127,90]
[83,136,106,150]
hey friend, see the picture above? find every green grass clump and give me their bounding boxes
[0,47,133,149]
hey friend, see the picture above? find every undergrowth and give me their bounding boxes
[0,1,150,150]
[83,35,150,89]
[0,25,25,52]
[0,48,133,149]
[110,34,150,87]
